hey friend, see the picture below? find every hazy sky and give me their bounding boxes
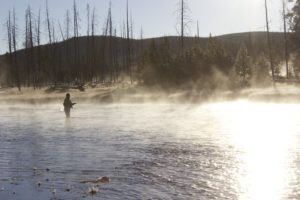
[0,0,292,54]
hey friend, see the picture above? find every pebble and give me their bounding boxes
[88,186,99,195]
[65,185,71,192]
[52,188,57,194]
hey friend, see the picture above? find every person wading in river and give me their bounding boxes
[63,93,76,118]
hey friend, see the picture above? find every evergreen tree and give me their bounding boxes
[205,35,232,74]
[234,43,252,87]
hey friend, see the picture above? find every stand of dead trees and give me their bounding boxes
[4,0,136,90]
[2,0,293,91]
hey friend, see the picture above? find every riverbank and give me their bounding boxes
[1,83,300,104]
[0,83,230,104]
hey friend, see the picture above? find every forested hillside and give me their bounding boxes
[0,31,288,90]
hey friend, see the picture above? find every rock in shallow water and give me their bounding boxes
[88,186,99,195]
[80,176,110,184]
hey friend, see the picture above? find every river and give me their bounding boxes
[0,101,300,199]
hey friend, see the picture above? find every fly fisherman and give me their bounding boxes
[63,93,76,118]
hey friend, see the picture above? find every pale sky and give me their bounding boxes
[0,0,292,54]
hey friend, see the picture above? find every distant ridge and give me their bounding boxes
[0,31,286,58]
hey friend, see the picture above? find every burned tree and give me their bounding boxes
[126,0,132,83]
[176,0,191,50]
[12,9,21,90]
[264,0,275,81]
[282,0,289,78]
[91,7,98,81]
[105,1,114,82]
[36,7,42,88]
[24,6,36,88]
[46,0,52,44]
[6,11,13,86]
[6,9,21,90]
[65,9,71,40]
[73,0,80,81]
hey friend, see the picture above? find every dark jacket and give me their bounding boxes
[63,98,74,110]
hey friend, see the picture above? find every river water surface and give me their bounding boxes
[1,101,300,200]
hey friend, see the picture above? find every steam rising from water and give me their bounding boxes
[1,85,300,199]
[0,100,300,199]
[1,83,300,105]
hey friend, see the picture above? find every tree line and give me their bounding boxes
[137,35,274,90]
[2,0,300,91]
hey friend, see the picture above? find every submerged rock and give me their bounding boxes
[52,188,57,195]
[80,176,110,184]
[65,185,71,192]
[88,186,99,195]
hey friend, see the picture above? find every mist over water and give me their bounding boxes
[1,99,300,199]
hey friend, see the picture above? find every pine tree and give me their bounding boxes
[234,43,252,87]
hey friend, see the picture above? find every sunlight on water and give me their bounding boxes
[215,101,299,200]
[1,101,300,199]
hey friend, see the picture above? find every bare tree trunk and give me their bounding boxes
[24,7,30,87]
[73,0,80,81]
[45,0,54,86]
[197,20,200,42]
[73,0,79,38]
[181,0,184,50]
[177,0,190,50]
[283,0,289,79]
[130,12,135,73]
[46,0,52,44]
[126,0,132,84]
[52,23,58,85]
[113,28,119,82]
[91,7,96,81]
[87,4,90,36]
[121,21,126,77]
[86,3,91,81]
[65,9,71,40]
[65,9,71,83]
[35,8,41,87]
[12,9,20,91]
[265,0,275,82]
[27,6,37,89]
[108,1,113,82]
[6,11,13,87]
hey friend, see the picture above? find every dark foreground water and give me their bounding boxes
[1,101,300,200]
